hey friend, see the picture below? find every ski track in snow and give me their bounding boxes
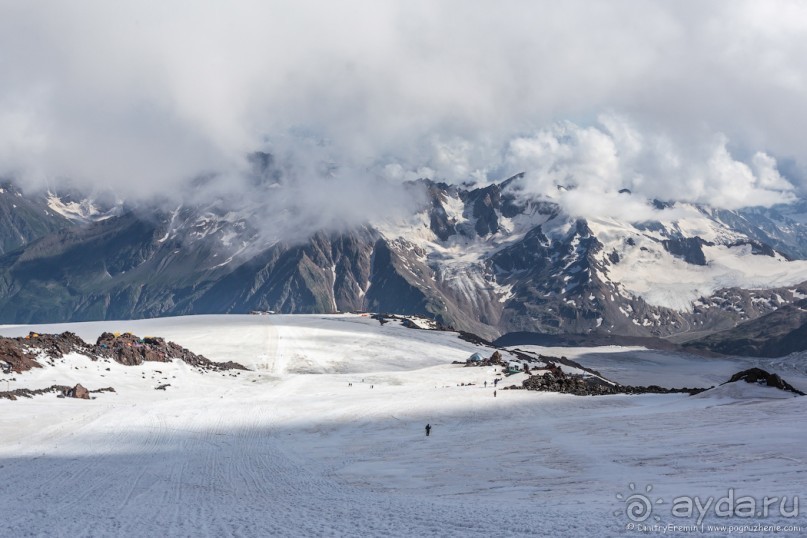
[1,314,806,537]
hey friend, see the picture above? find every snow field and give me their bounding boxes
[1,314,806,536]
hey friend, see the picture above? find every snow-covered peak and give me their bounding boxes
[46,192,121,223]
[588,204,807,310]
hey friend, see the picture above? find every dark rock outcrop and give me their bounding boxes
[0,385,70,401]
[24,332,93,358]
[723,368,805,395]
[727,240,778,257]
[66,384,90,399]
[0,337,42,373]
[424,182,458,241]
[521,371,705,396]
[0,384,115,401]
[661,237,711,266]
[95,332,248,371]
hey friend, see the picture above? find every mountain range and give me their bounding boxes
[2,165,807,355]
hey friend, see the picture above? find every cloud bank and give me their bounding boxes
[0,0,806,220]
[502,116,796,219]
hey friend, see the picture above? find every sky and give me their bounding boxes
[0,0,806,221]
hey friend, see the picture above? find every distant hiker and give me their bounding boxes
[484,381,487,388]
[494,390,497,398]
[425,424,431,436]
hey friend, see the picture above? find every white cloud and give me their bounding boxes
[0,0,804,223]
[502,117,796,218]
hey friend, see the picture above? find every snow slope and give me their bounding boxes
[589,212,807,311]
[1,314,806,536]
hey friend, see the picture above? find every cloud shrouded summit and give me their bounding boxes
[0,0,806,218]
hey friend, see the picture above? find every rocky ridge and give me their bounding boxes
[0,331,247,374]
